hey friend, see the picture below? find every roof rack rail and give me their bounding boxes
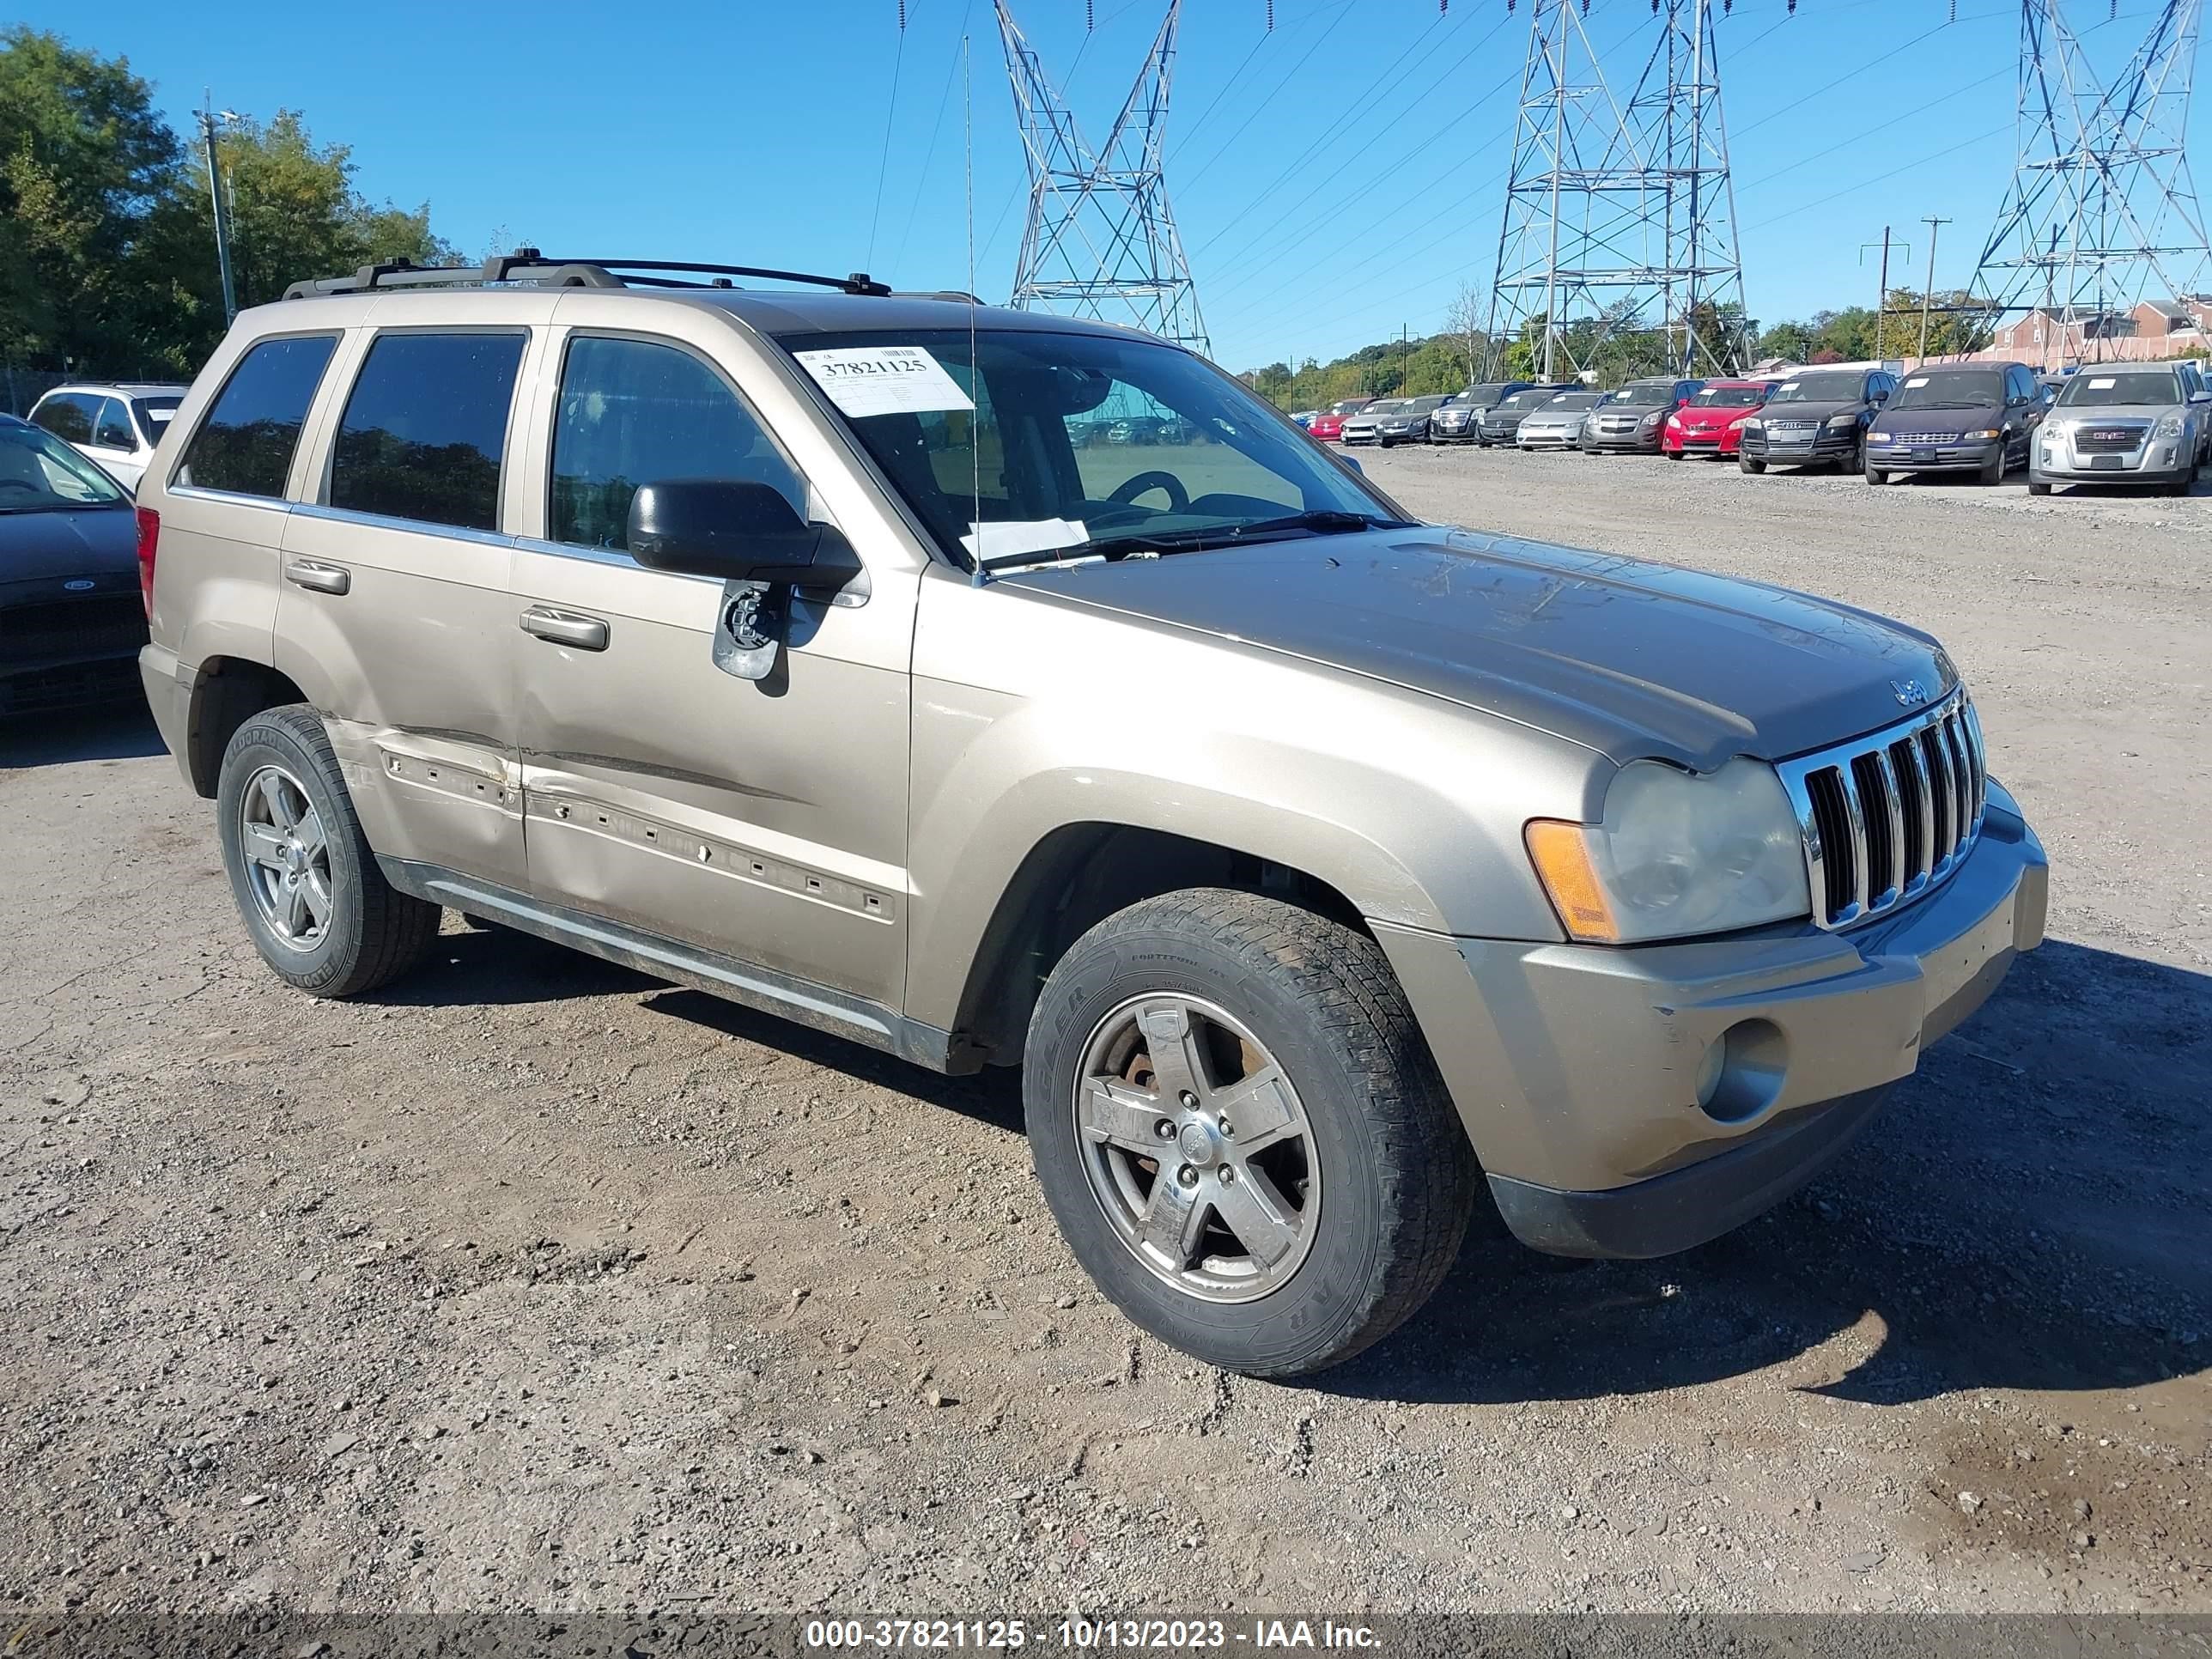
[281,249,895,301]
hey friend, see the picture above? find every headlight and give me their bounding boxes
[1525,758,1811,944]
[1740,416,1763,432]
[1640,410,1663,428]
[1825,412,1858,430]
[1665,413,1683,428]
[1964,428,2002,441]
[2154,414,2185,439]
[1867,430,1893,443]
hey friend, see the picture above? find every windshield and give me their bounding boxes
[0,421,129,512]
[1328,400,1366,416]
[2057,370,2182,408]
[1498,387,1562,411]
[1603,383,1675,406]
[1399,397,1448,415]
[1541,392,1603,412]
[786,328,1403,569]
[1464,384,1515,403]
[1889,369,2003,410]
[1769,373,1864,404]
[1358,401,1403,417]
[1688,385,1767,409]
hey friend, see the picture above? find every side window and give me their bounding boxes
[94,399,137,449]
[33,394,93,445]
[176,335,339,498]
[330,332,526,532]
[549,335,805,551]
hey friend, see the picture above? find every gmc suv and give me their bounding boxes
[134,252,2048,1377]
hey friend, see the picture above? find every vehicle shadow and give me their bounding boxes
[0,700,165,769]
[1329,936,2212,1407]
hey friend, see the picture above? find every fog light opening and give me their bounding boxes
[1698,1018,1787,1125]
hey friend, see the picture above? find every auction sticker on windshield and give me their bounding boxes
[794,346,975,418]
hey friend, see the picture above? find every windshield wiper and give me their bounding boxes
[981,508,1402,573]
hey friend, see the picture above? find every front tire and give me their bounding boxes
[1979,447,2006,484]
[1023,890,1478,1377]
[1739,454,1765,475]
[216,705,440,998]
[2028,479,2052,496]
[1864,462,1887,485]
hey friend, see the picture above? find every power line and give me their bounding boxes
[893,0,979,277]
[866,2,916,269]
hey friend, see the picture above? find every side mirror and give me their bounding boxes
[1870,388,1889,405]
[1340,453,1365,476]
[627,479,862,592]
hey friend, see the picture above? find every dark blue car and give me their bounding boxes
[0,413,148,715]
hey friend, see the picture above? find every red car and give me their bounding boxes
[1662,379,1773,459]
[1306,398,1371,442]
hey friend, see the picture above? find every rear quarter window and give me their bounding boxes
[33,394,94,445]
[328,332,526,532]
[175,335,340,498]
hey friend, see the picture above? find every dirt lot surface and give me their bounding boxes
[2,449,2206,1622]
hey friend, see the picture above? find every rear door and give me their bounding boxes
[274,309,547,890]
[505,299,919,1013]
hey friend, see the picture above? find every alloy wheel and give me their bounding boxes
[1073,994,1321,1304]
[238,763,333,951]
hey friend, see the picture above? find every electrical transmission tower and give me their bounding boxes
[1972,0,2209,362]
[995,0,1210,356]
[1486,0,1749,381]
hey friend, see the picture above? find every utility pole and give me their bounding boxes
[198,94,240,324]
[1861,228,1906,362]
[1401,325,1410,393]
[1917,216,1952,361]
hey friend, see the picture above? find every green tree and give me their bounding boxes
[0,27,179,371]
[138,109,457,369]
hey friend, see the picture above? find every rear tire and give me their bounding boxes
[216,705,440,998]
[1739,455,1765,475]
[1023,889,1478,1378]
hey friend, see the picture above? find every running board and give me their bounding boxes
[378,857,978,1073]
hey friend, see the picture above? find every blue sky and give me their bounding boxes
[20,0,2204,369]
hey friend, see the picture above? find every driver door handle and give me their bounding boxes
[283,557,350,595]
[520,605,610,652]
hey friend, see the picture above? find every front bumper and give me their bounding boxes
[1580,425,1664,453]
[2032,434,2191,482]
[1374,781,2046,1258]
[1516,428,1581,448]
[1742,427,1859,463]
[1664,425,1744,456]
[1869,437,2001,473]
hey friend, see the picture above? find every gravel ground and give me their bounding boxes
[0,447,2205,1621]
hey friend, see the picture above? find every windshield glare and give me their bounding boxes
[2058,371,2182,407]
[1543,392,1603,412]
[1498,388,1559,410]
[0,422,128,511]
[1770,374,1863,404]
[1889,371,2002,410]
[1689,385,1766,408]
[1605,383,1674,406]
[786,329,1400,568]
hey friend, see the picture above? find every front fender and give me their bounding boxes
[901,570,1594,1031]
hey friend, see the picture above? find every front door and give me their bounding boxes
[507,324,914,1013]
[274,321,540,891]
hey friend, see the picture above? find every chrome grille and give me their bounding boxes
[1765,419,1818,437]
[1777,694,1987,930]
[2073,422,2148,453]
[1890,431,1964,445]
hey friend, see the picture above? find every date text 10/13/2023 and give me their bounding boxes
[803,1619,1383,1650]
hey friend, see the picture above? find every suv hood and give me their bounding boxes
[1003,527,1954,769]
[1871,397,2002,434]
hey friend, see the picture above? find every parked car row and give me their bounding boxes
[1307,360,2209,495]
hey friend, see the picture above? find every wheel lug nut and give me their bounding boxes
[1178,1091,1199,1110]
[1218,1118,1235,1139]
[1218,1166,1237,1185]
[1176,1164,1198,1188]
[1154,1119,1176,1141]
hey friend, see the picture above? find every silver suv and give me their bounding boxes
[135,252,2048,1376]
